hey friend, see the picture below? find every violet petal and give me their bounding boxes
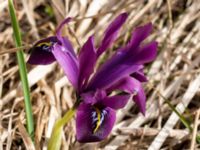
[102,94,130,110]
[28,36,58,65]
[134,41,158,64]
[78,36,96,89]
[81,90,106,104]
[132,83,146,115]
[97,13,128,57]
[88,63,141,90]
[52,44,79,89]
[107,76,135,93]
[107,77,146,115]
[131,67,148,82]
[88,46,143,90]
[60,37,77,57]
[76,103,116,142]
[56,18,71,40]
[129,23,153,48]
[55,17,77,57]
[81,92,96,104]
[88,24,157,90]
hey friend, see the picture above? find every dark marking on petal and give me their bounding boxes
[31,36,60,53]
[35,41,53,52]
[28,36,60,65]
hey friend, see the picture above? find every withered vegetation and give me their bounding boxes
[0,0,199,149]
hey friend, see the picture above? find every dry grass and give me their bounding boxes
[0,0,200,149]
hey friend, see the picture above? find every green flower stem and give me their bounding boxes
[8,0,34,139]
[48,107,76,150]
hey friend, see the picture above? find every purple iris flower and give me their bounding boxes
[28,13,157,142]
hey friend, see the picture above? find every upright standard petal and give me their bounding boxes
[61,37,77,57]
[89,22,157,89]
[78,36,96,89]
[107,77,146,115]
[129,23,153,48]
[113,23,157,65]
[76,103,116,142]
[56,18,72,40]
[88,62,141,90]
[88,46,142,90]
[28,36,59,65]
[97,13,128,57]
[52,44,79,89]
[55,17,77,57]
[133,41,157,64]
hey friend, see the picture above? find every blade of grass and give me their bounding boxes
[149,84,193,132]
[8,0,34,140]
[157,90,193,132]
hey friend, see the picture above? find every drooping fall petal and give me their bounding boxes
[107,77,146,115]
[28,36,58,65]
[76,103,116,142]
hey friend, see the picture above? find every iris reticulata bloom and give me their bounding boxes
[28,13,157,142]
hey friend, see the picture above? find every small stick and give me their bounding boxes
[117,127,189,139]
[190,109,200,150]
[0,45,32,55]
[17,121,35,150]
[166,0,173,32]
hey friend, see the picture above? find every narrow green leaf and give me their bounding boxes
[158,91,193,132]
[8,0,34,140]
[196,135,200,144]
